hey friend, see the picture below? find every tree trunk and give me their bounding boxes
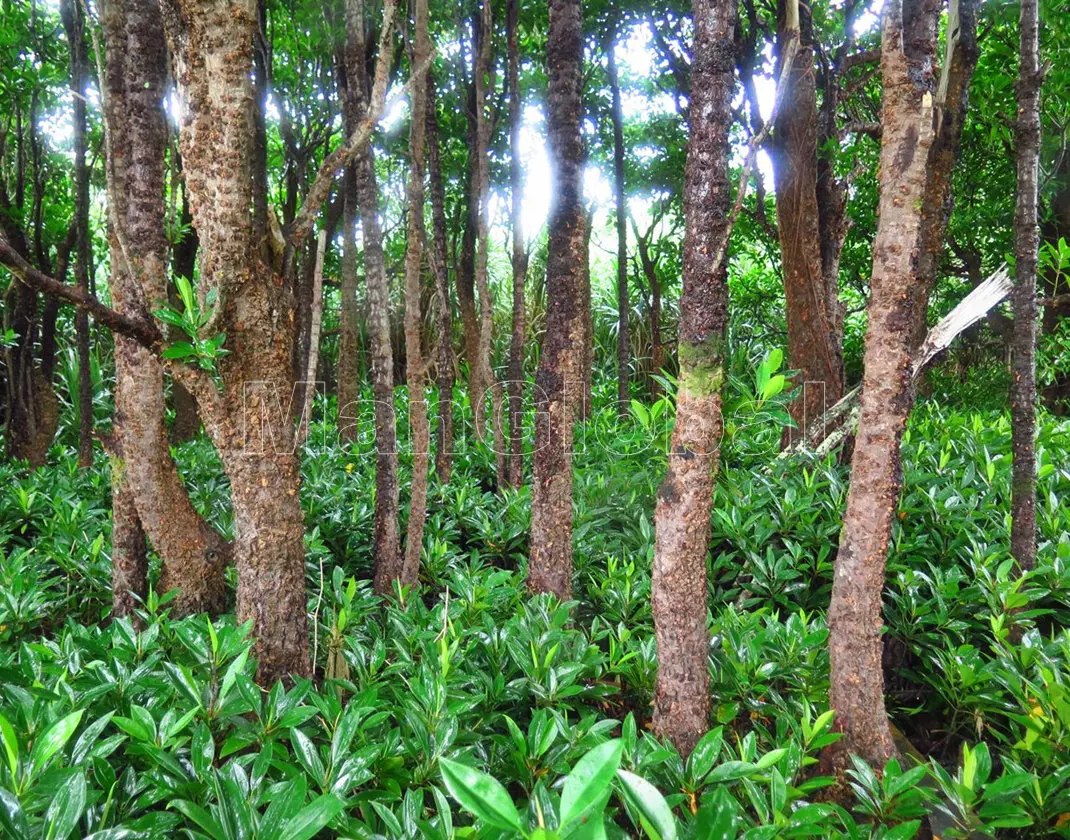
[60,0,94,469]
[160,0,311,681]
[636,229,663,400]
[341,0,401,594]
[771,0,843,438]
[427,74,455,482]
[472,0,507,481]
[401,0,432,589]
[827,0,941,769]
[528,0,586,600]
[1010,0,1041,571]
[338,164,361,442]
[506,0,528,487]
[170,185,200,443]
[651,0,736,758]
[102,0,230,619]
[607,32,629,416]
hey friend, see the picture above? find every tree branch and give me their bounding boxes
[0,236,160,348]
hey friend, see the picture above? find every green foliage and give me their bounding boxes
[154,277,229,372]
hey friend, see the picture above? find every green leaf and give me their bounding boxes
[44,770,86,840]
[162,341,197,360]
[762,374,786,401]
[169,798,225,839]
[616,769,677,840]
[0,714,18,781]
[440,757,525,833]
[560,740,623,828]
[29,710,83,780]
[278,794,346,840]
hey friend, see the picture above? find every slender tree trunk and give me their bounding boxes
[529,0,586,600]
[578,207,594,420]
[427,74,455,482]
[607,32,629,416]
[636,229,663,400]
[651,0,736,758]
[1010,0,1041,571]
[401,0,432,588]
[827,0,941,768]
[341,0,401,593]
[771,0,843,437]
[61,0,94,468]
[103,0,230,619]
[472,0,507,481]
[338,165,361,441]
[459,34,481,397]
[506,0,528,487]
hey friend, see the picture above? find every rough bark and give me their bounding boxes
[1010,0,1041,571]
[529,0,586,600]
[338,164,361,441]
[651,0,736,758]
[827,0,941,769]
[102,0,230,619]
[341,0,401,594]
[160,0,311,681]
[635,226,663,400]
[400,0,431,589]
[60,0,94,469]
[427,74,455,482]
[506,0,528,486]
[607,31,630,416]
[771,0,844,437]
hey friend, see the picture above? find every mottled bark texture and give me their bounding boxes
[651,0,736,758]
[827,0,941,769]
[607,32,630,417]
[102,0,230,618]
[340,0,401,594]
[60,0,94,469]
[427,74,455,482]
[529,0,586,600]
[1010,0,1041,571]
[506,0,528,487]
[771,0,844,437]
[400,0,432,589]
[160,0,310,682]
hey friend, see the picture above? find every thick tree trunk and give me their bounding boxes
[160,0,311,681]
[771,0,843,436]
[651,0,736,758]
[827,0,941,769]
[341,0,401,593]
[506,0,528,487]
[61,0,94,469]
[607,33,630,416]
[529,0,586,600]
[401,0,432,589]
[1010,0,1041,571]
[103,0,230,619]
[427,75,455,482]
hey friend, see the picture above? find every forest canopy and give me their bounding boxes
[0,0,1067,836]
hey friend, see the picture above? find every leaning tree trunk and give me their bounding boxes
[528,0,586,600]
[400,0,432,589]
[771,0,844,438]
[506,0,528,487]
[1010,0,1041,571]
[60,0,94,469]
[427,74,455,482]
[341,0,401,594]
[102,0,232,618]
[607,30,630,417]
[826,0,941,769]
[651,0,736,758]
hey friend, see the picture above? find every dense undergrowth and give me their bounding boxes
[1,384,1069,838]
